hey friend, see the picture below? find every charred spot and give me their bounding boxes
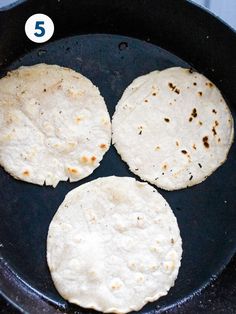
[218,138,221,142]
[198,91,203,96]
[168,83,180,94]
[155,177,159,180]
[152,92,157,96]
[168,82,176,90]
[191,108,197,118]
[212,127,217,136]
[144,99,148,103]
[199,121,203,126]
[138,126,143,135]
[202,136,209,148]
[176,141,179,147]
[198,163,202,168]
[189,117,193,122]
[164,118,170,122]
[193,82,197,86]
[181,150,187,154]
[59,110,62,114]
[215,120,219,126]
[212,109,217,114]
[43,88,47,92]
[192,144,196,150]
[206,82,213,87]
[188,68,193,73]
[162,164,168,170]
[162,172,164,175]
[189,175,193,181]
[171,238,174,244]
[135,168,139,171]
[155,146,160,150]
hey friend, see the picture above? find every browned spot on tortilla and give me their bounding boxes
[181,150,187,154]
[68,167,78,174]
[176,141,179,147]
[199,121,203,125]
[23,170,29,176]
[215,120,219,126]
[188,68,193,73]
[192,144,196,150]
[91,156,96,162]
[212,109,217,114]
[100,144,107,149]
[168,82,176,90]
[144,99,148,103]
[191,108,197,118]
[212,127,217,136]
[220,99,223,102]
[206,82,213,87]
[218,138,221,142]
[189,117,193,122]
[43,88,47,92]
[80,156,88,164]
[171,238,174,244]
[164,118,170,122]
[202,136,209,148]
[168,83,180,94]
[76,117,81,123]
[152,92,157,96]
[193,82,197,86]
[162,163,168,170]
[155,146,160,150]
[198,91,203,96]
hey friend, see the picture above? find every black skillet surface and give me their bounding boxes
[0,0,235,313]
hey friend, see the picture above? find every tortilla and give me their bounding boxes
[47,176,182,313]
[0,64,111,187]
[112,67,234,190]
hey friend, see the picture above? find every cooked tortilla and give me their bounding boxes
[112,67,234,190]
[0,64,111,186]
[47,176,182,313]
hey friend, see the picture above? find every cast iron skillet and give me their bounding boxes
[0,0,235,313]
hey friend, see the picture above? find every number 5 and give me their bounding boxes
[34,21,45,37]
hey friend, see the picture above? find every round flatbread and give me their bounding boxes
[112,67,234,190]
[47,176,182,313]
[0,64,111,186]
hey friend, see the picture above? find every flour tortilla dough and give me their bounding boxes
[47,176,182,313]
[112,67,234,190]
[0,64,111,186]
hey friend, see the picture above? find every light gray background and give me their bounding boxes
[0,0,235,30]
